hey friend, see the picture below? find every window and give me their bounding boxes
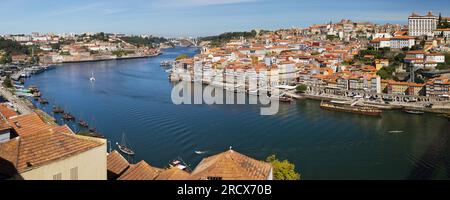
[207,176,223,180]
[53,173,62,180]
[70,167,78,180]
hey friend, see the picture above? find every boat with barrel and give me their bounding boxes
[78,119,89,128]
[62,113,75,121]
[116,133,135,156]
[320,100,382,116]
[52,106,64,113]
[38,98,49,104]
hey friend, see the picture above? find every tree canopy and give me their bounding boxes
[120,36,168,48]
[175,54,189,61]
[200,31,258,47]
[266,155,300,180]
[0,38,30,55]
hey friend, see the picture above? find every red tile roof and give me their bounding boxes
[117,161,162,180]
[107,150,130,178]
[0,104,18,119]
[7,113,54,136]
[189,150,272,180]
[0,125,104,177]
[155,167,190,180]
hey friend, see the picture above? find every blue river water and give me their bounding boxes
[25,47,450,180]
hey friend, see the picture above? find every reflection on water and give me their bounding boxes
[25,47,450,180]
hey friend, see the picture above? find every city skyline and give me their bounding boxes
[1,0,450,37]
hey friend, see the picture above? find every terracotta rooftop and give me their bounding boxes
[117,160,162,180]
[107,150,130,178]
[0,104,18,119]
[0,125,104,178]
[7,113,54,136]
[155,167,190,180]
[189,150,272,180]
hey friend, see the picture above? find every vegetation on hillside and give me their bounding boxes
[200,30,258,47]
[0,38,30,55]
[296,84,307,93]
[120,36,168,48]
[175,54,189,61]
[266,155,300,180]
[2,76,13,88]
[438,13,450,29]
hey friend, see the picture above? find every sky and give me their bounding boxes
[1,0,450,37]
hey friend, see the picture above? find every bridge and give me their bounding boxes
[169,38,198,47]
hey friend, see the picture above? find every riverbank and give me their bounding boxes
[59,53,162,64]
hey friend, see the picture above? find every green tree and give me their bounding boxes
[266,155,300,180]
[2,76,13,88]
[296,84,308,93]
[0,52,12,64]
[175,54,189,61]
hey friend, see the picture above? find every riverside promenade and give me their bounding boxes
[0,87,33,115]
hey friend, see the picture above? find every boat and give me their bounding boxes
[194,151,206,155]
[90,72,96,82]
[89,127,97,133]
[403,110,425,115]
[78,120,89,128]
[38,98,49,104]
[33,92,41,98]
[320,101,382,116]
[116,133,135,156]
[169,159,188,171]
[62,113,75,121]
[52,106,64,113]
[388,130,404,134]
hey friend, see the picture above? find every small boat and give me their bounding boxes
[90,72,96,82]
[388,130,404,134]
[52,106,64,113]
[195,151,206,155]
[78,120,88,128]
[62,113,75,121]
[89,127,97,133]
[116,133,135,156]
[38,98,49,104]
[33,92,41,98]
[403,110,424,115]
[170,159,188,170]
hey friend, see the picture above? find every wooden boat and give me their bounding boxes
[89,127,97,133]
[62,113,75,121]
[29,86,39,93]
[116,133,135,156]
[403,110,425,115]
[78,120,88,128]
[38,98,49,104]
[320,101,382,116]
[33,92,41,97]
[52,106,64,113]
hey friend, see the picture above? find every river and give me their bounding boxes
[25,47,450,180]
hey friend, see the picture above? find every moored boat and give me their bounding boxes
[116,133,135,156]
[52,106,64,113]
[38,98,49,104]
[320,101,382,116]
[62,113,75,121]
[403,110,425,115]
[78,120,89,128]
